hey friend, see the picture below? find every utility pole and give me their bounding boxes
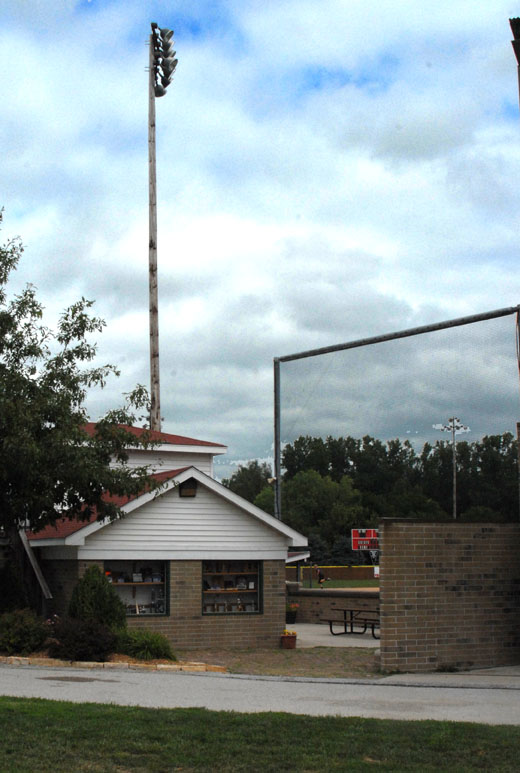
[148,22,177,431]
[433,417,470,519]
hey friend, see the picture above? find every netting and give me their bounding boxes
[279,313,520,451]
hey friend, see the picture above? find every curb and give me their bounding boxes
[0,655,226,673]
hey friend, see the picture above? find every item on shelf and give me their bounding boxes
[248,581,255,589]
[132,573,143,583]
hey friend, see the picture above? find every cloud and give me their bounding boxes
[2,0,520,463]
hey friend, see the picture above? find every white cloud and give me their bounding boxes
[1,0,520,461]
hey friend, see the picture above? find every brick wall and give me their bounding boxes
[287,588,379,623]
[380,521,520,673]
[128,559,286,648]
[44,557,286,649]
[40,559,80,616]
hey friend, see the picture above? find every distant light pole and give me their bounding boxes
[148,22,177,431]
[433,417,470,520]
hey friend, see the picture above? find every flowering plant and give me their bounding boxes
[286,602,299,612]
[282,629,297,636]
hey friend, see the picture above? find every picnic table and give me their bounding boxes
[323,607,380,639]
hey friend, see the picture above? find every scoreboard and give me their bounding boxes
[351,528,379,551]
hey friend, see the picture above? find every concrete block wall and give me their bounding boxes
[380,521,520,673]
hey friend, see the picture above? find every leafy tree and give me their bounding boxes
[283,432,518,523]
[253,485,275,514]
[466,433,518,519]
[222,460,272,503]
[0,212,161,600]
[282,436,330,479]
[280,470,370,556]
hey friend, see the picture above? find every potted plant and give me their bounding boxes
[285,601,299,624]
[280,629,297,649]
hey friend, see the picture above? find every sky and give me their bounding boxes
[2,0,520,477]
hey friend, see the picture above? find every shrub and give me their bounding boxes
[0,609,48,655]
[115,629,176,661]
[48,617,116,662]
[68,566,126,631]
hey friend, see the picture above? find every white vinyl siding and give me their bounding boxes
[122,449,214,476]
[78,484,289,560]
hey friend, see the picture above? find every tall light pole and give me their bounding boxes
[433,417,470,519]
[148,22,177,431]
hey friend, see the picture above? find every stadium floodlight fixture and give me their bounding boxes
[150,21,178,97]
[433,417,470,520]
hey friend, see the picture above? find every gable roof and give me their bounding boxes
[82,423,226,449]
[27,466,307,548]
[26,468,187,541]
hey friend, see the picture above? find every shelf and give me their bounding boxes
[111,582,164,586]
[202,572,258,577]
[203,589,256,594]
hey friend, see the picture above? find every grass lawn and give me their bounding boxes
[176,645,379,678]
[304,578,380,589]
[0,697,518,772]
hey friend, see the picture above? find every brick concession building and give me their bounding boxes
[27,425,306,649]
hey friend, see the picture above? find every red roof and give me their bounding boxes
[27,468,187,541]
[82,423,225,448]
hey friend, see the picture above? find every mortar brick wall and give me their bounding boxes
[42,557,286,648]
[40,559,80,616]
[380,521,520,673]
[128,559,286,648]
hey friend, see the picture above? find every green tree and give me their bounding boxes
[222,460,272,503]
[466,433,518,519]
[0,213,160,595]
[280,470,370,555]
[253,485,275,514]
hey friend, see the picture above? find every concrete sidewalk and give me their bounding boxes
[292,622,380,648]
[293,623,520,686]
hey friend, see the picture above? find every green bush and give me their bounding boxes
[0,609,48,655]
[115,628,176,661]
[48,617,116,662]
[68,566,126,630]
